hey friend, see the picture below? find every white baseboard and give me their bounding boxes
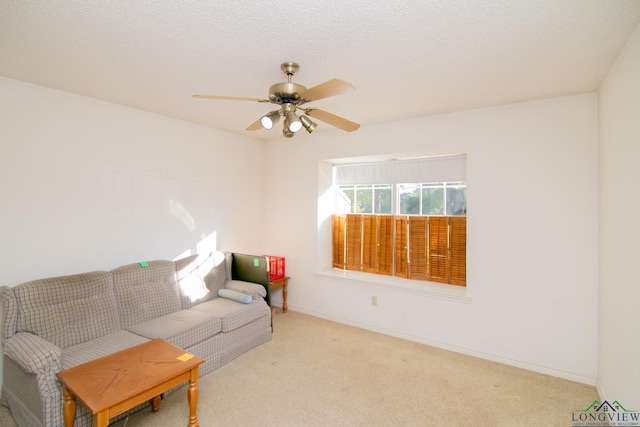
[289,305,597,386]
[596,384,607,402]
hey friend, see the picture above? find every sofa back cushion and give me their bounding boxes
[111,260,181,328]
[175,251,227,309]
[13,271,119,348]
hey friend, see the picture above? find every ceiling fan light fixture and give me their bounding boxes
[260,110,280,130]
[284,111,302,132]
[282,127,295,138]
[299,115,317,133]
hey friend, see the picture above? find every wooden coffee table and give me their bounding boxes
[56,339,204,427]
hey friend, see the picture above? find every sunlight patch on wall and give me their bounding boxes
[175,242,225,302]
[197,231,217,254]
[172,231,217,262]
[169,199,196,231]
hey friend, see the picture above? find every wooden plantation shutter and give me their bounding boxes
[332,214,346,269]
[362,215,377,273]
[345,214,363,271]
[428,217,449,283]
[340,214,393,275]
[394,216,408,278]
[408,216,428,280]
[332,214,466,286]
[377,215,393,276]
[449,217,467,286]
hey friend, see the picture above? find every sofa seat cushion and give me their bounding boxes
[191,299,269,333]
[127,309,222,349]
[62,330,150,370]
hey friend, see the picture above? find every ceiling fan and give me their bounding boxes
[193,62,360,138]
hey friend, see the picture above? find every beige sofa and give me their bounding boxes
[0,251,272,427]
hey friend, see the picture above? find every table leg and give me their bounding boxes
[151,395,161,412]
[62,386,76,427]
[187,368,200,427]
[282,278,288,313]
[94,411,109,427]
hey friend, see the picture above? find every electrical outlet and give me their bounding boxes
[371,296,378,306]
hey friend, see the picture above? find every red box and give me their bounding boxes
[264,255,285,281]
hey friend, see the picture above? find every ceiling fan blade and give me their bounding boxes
[305,108,360,132]
[192,94,270,103]
[246,118,263,131]
[299,78,355,102]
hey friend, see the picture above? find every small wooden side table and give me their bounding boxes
[56,339,203,427]
[269,276,289,317]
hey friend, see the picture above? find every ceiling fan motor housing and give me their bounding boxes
[268,82,308,105]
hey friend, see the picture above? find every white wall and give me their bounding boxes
[264,93,599,384]
[0,76,267,287]
[0,76,268,390]
[0,75,602,388]
[598,22,640,407]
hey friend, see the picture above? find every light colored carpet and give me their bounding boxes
[0,310,597,426]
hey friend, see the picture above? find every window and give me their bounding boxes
[331,155,467,286]
[337,184,392,214]
[398,182,467,216]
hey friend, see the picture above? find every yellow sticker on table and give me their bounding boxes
[177,353,195,362]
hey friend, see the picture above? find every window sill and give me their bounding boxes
[314,269,472,304]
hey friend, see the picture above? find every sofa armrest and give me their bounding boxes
[225,280,268,301]
[231,253,271,306]
[0,286,17,339]
[3,332,63,374]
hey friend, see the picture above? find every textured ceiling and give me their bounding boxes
[1,1,640,140]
